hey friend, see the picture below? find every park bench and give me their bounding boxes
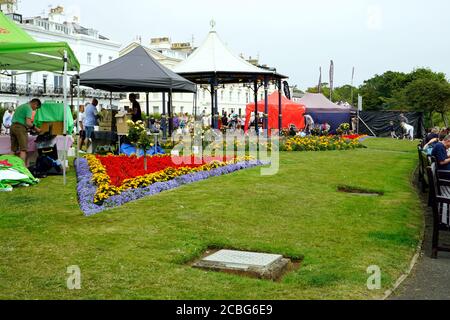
[427,161,450,258]
[418,145,431,193]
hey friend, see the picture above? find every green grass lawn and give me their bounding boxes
[0,138,423,300]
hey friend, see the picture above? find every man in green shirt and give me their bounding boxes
[10,98,41,164]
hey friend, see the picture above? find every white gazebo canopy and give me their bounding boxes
[174,31,274,75]
[173,25,285,84]
[173,23,287,130]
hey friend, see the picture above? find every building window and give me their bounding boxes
[153,106,159,114]
[220,90,224,101]
[98,54,103,65]
[237,91,241,102]
[54,75,63,90]
[87,53,92,64]
[245,93,249,103]
[229,91,233,102]
[180,106,184,114]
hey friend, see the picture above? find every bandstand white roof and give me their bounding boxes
[173,29,286,84]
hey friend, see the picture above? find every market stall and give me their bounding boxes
[297,93,353,133]
[78,45,196,152]
[0,12,80,185]
[0,135,73,164]
[244,92,306,132]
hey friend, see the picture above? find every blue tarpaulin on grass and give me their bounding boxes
[119,143,165,156]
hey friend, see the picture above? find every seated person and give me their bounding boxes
[289,124,297,137]
[423,136,441,155]
[425,127,439,144]
[431,135,450,171]
[321,122,331,132]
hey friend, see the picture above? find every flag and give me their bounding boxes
[351,66,355,86]
[318,67,322,93]
[329,60,334,100]
[351,67,355,105]
[283,81,291,100]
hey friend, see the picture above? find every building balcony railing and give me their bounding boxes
[0,83,126,101]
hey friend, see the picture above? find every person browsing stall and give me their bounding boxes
[84,99,99,151]
[78,104,86,150]
[10,99,41,164]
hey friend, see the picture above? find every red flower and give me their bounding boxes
[97,155,233,187]
[342,134,364,140]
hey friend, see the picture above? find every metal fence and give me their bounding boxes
[0,82,126,101]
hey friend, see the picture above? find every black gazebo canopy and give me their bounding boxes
[78,45,197,135]
[79,46,196,93]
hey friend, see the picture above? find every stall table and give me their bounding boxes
[0,134,73,164]
[91,131,118,154]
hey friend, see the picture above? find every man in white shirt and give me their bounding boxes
[304,114,314,134]
[2,108,13,135]
[401,122,414,140]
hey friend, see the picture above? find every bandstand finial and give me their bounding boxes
[210,19,216,31]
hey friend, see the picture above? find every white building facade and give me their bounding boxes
[0,3,122,108]
[0,1,288,116]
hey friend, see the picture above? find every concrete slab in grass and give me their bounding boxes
[193,249,291,280]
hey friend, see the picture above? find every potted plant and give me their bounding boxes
[127,120,152,170]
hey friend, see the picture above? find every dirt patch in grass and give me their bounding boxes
[337,185,384,197]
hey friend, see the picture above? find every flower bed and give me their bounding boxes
[75,155,267,216]
[280,135,366,152]
[342,134,367,140]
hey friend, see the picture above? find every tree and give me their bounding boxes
[402,79,450,126]
[359,71,409,110]
[407,68,447,83]
[334,85,359,106]
[306,84,359,105]
[359,68,449,111]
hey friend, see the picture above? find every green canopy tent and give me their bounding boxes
[0,12,80,185]
[0,12,79,71]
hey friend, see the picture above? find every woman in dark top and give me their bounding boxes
[129,93,142,122]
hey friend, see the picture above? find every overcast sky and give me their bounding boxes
[19,0,450,89]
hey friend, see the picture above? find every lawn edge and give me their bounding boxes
[382,165,426,300]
